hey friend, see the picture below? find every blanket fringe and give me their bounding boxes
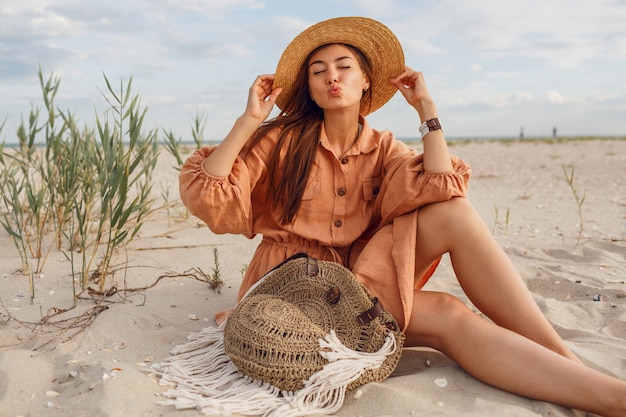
[154,323,397,417]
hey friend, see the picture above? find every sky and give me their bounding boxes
[1,0,625,143]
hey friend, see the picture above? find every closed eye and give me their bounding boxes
[309,55,353,75]
[312,65,351,75]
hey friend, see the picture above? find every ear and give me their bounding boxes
[363,76,370,92]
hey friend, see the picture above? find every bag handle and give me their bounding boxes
[300,253,387,327]
[306,254,319,277]
[356,297,384,326]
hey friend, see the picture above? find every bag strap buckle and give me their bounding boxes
[356,297,384,325]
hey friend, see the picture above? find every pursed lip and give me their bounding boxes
[328,85,342,95]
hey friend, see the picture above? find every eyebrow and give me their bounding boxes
[309,56,353,68]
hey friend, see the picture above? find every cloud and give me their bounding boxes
[337,0,405,16]
[395,0,626,67]
[0,0,268,89]
[547,90,565,104]
[1,0,625,140]
[485,71,521,78]
[157,0,265,14]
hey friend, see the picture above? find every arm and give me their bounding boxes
[202,74,282,177]
[389,67,452,172]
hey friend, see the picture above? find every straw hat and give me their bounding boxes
[224,253,404,392]
[273,16,405,115]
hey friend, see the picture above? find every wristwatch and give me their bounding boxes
[419,118,442,139]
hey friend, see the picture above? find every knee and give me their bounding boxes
[405,291,475,349]
[429,197,475,224]
[418,197,482,251]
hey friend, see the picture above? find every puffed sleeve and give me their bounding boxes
[179,146,256,237]
[376,152,472,226]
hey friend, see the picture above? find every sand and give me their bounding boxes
[0,138,624,417]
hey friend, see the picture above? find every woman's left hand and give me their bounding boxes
[389,66,437,121]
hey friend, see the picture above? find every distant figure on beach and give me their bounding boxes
[553,126,558,139]
[520,125,524,139]
[179,17,626,417]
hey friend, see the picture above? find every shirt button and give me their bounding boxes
[334,219,343,228]
[341,157,349,164]
[337,187,346,196]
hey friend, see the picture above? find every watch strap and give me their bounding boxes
[419,117,442,139]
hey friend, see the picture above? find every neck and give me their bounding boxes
[323,110,361,157]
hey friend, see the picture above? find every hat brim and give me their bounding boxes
[273,17,405,116]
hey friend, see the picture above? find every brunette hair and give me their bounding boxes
[244,44,373,225]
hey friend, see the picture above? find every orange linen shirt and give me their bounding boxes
[179,117,471,329]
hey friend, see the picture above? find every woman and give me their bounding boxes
[180,17,626,416]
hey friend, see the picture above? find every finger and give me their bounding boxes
[390,71,421,90]
[257,74,276,90]
[390,76,415,92]
[253,74,274,88]
[266,87,283,104]
[390,66,417,82]
[256,73,275,81]
[253,77,276,99]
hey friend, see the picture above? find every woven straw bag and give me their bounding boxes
[224,253,405,392]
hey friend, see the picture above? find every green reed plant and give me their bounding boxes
[0,71,83,297]
[190,112,207,148]
[25,71,68,269]
[239,264,248,280]
[0,69,160,297]
[0,164,35,299]
[163,130,184,171]
[0,76,56,276]
[87,75,159,291]
[57,114,100,296]
[52,112,91,250]
[562,165,585,245]
[163,112,207,172]
[210,247,224,293]
[492,205,511,236]
[0,105,34,300]
[23,165,51,270]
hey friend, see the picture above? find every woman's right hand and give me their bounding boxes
[202,75,282,177]
[244,74,283,122]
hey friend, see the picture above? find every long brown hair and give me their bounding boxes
[244,44,373,225]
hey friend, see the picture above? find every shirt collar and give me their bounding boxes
[319,115,379,156]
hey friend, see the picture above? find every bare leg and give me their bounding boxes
[413,197,579,361]
[404,290,626,417]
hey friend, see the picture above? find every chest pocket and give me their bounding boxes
[301,162,321,200]
[362,177,382,201]
[301,176,320,200]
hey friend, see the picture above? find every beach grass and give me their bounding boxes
[0,70,160,299]
[561,164,586,245]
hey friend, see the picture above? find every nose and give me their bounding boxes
[326,69,338,84]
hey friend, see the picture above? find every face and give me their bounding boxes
[307,44,370,114]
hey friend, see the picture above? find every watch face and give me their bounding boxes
[427,118,441,130]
